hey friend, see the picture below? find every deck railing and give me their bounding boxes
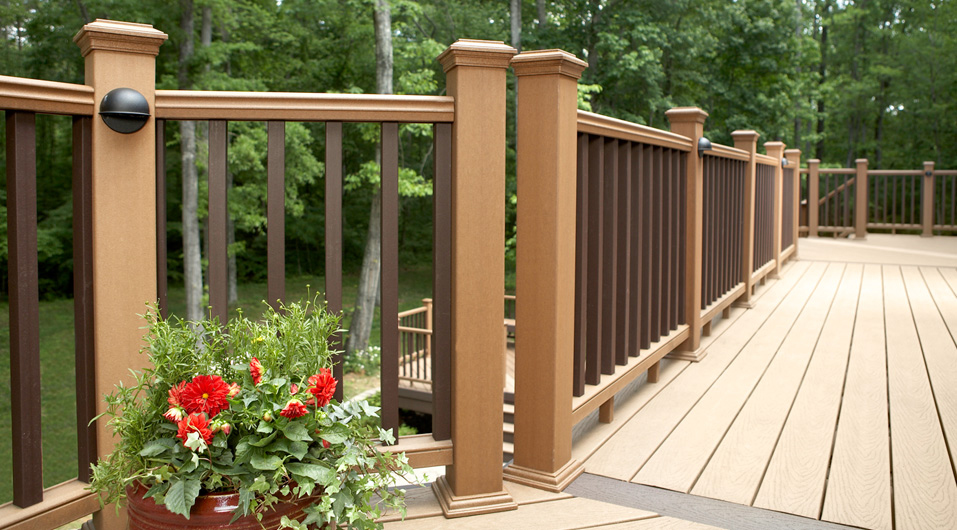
[800,159,957,237]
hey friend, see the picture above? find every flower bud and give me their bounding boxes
[262,411,273,422]
[290,383,299,394]
[227,382,241,397]
[220,423,232,435]
[163,407,186,422]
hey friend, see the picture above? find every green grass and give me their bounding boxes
[0,266,435,505]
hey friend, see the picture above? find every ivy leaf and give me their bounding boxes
[283,422,312,442]
[320,423,349,445]
[250,450,283,471]
[139,439,174,457]
[164,477,201,519]
[250,431,278,447]
[286,463,334,485]
[287,441,309,460]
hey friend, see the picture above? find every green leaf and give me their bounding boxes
[250,431,278,447]
[250,450,283,471]
[319,423,349,445]
[164,478,201,519]
[283,422,313,442]
[139,439,174,457]
[287,441,309,460]
[286,462,334,485]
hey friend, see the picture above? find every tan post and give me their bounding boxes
[808,159,820,237]
[666,107,708,360]
[503,49,587,493]
[922,161,935,237]
[423,298,433,357]
[73,20,167,530]
[434,39,518,517]
[855,158,869,239]
[764,142,785,278]
[731,130,759,307]
[785,148,801,257]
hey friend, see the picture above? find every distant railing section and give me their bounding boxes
[700,152,746,312]
[0,76,100,528]
[754,162,777,273]
[782,167,795,250]
[800,159,957,237]
[397,301,432,385]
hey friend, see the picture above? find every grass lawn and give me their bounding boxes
[0,266,434,506]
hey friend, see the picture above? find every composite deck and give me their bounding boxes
[385,235,957,530]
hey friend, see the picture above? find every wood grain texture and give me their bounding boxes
[820,264,891,530]
[596,516,722,529]
[691,263,847,505]
[585,261,813,480]
[753,264,863,517]
[382,497,657,530]
[633,262,828,493]
[881,266,957,530]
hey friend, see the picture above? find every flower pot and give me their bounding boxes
[126,482,320,529]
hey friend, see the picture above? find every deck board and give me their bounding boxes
[752,263,862,518]
[632,262,829,492]
[690,263,848,505]
[904,267,957,475]
[881,266,957,530]
[595,516,722,529]
[820,264,892,530]
[585,260,814,480]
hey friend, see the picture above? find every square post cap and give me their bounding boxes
[74,19,167,57]
[784,148,802,156]
[438,39,517,72]
[511,50,587,79]
[731,130,760,151]
[665,107,709,125]
[855,158,869,165]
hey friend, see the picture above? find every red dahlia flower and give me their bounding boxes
[280,398,309,419]
[176,413,213,449]
[250,357,264,385]
[167,381,187,407]
[181,375,231,417]
[308,368,337,408]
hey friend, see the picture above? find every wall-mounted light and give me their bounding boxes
[782,158,790,167]
[99,88,150,134]
[697,137,712,157]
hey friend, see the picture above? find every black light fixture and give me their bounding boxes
[99,88,150,134]
[697,136,712,157]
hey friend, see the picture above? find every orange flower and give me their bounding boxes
[308,368,337,408]
[181,375,231,417]
[250,357,264,385]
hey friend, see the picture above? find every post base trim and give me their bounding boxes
[432,475,517,518]
[667,348,709,363]
[503,459,585,493]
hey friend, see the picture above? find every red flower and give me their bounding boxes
[280,399,309,419]
[308,369,337,408]
[167,381,187,407]
[163,407,185,422]
[290,383,299,394]
[181,375,231,417]
[322,439,331,449]
[176,413,213,449]
[250,357,264,385]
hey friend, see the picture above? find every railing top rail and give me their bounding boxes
[813,167,857,174]
[937,170,957,176]
[155,90,454,122]
[755,153,778,166]
[397,306,428,319]
[0,75,94,115]
[705,143,750,162]
[577,109,693,152]
[867,169,922,176]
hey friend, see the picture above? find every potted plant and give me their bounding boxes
[88,297,412,529]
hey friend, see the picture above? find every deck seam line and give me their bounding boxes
[881,265,897,530]
[683,262,837,495]
[748,262,851,508]
[816,263,866,521]
[625,262,818,483]
[910,267,957,491]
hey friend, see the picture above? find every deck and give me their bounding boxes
[385,235,957,530]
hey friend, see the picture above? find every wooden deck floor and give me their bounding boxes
[385,236,957,529]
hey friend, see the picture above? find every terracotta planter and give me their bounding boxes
[126,482,320,529]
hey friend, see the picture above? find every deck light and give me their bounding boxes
[697,137,712,157]
[782,158,790,167]
[99,88,150,134]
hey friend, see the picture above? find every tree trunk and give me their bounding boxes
[180,0,204,322]
[537,0,546,28]
[815,1,828,161]
[510,0,521,52]
[346,0,392,354]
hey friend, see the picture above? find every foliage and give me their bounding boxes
[88,297,412,528]
[343,345,382,376]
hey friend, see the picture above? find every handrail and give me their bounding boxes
[397,306,428,319]
[868,169,922,176]
[705,143,750,162]
[0,75,94,115]
[155,90,455,122]
[819,176,855,207]
[577,110,693,152]
[755,153,778,166]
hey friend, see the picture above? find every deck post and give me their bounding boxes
[423,298,433,357]
[785,149,802,259]
[854,158,869,240]
[922,161,935,237]
[808,159,820,237]
[666,107,708,360]
[504,49,587,493]
[434,39,518,517]
[731,130,759,307]
[73,19,168,530]
[764,142,785,278]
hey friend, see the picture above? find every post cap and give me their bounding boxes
[665,107,709,124]
[437,39,517,73]
[511,49,587,79]
[784,148,802,156]
[731,130,760,141]
[74,19,168,58]
[855,158,869,165]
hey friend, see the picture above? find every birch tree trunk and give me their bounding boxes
[180,0,204,322]
[345,0,392,354]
